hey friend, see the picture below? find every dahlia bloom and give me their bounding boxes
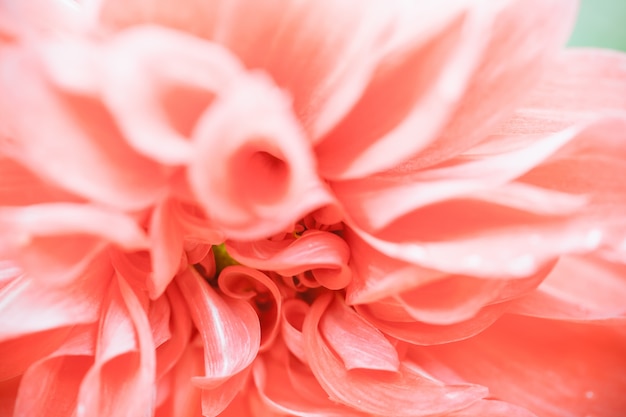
[1,0,626,416]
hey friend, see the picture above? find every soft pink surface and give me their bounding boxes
[1,0,626,416]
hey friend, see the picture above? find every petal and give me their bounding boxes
[303,292,487,416]
[352,117,626,278]
[149,198,222,299]
[500,48,626,136]
[77,275,156,417]
[319,295,399,372]
[0,203,148,284]
[316,0,578,179]
[0,157,80,206]
[218,266,282,351]
[0,252,111,340]
[226,230,351,290]
[175,268,260,416]
[509,255,626,322]
[0,45,169,210]
[188,70,333,240]
[410,314,626,417]
[355,302,509,346]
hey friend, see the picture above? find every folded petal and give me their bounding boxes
[188,71,332,240]
[410,314,626,417]
[303,293,487,416]
[226,230,351,290]
[218,265,282,351]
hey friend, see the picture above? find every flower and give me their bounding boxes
[1,0,626,416]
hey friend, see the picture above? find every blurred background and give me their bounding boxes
[568,0,626,51]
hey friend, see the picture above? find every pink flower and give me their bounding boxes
[1,0,626,416]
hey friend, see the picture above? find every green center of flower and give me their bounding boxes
[213,243,239,276]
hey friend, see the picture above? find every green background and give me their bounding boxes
[568,0,626,51]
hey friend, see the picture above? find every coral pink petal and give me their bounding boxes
[303,293,487,416]
[154,284,193,379]
[218,265,282,351]
[314,3,478,180]
[175,268,260,416]
[0,0,83,39]
[501,49,626,136]
[509,255,626,322]
[14,355,93,417]
[253,342,368,417]
[411,315,626,417]
[0,253,111,340]
[77,276,156,417]
[0,46,169,211]
[335,115,587,233]
[96,26,245,165]
[404,0,579,172]
[448,400,537,417]
[0,326,72,381]
[227,230,351,290]
[188,71,332,240]
[353,116,626,279]
[0,157,80,206]
[356,301,509,346]
[0,203,148,284]
[155,343,204,417]
[280,299,309,364]
[319,295,399,372]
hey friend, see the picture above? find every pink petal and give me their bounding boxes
[218,265,282,351]
[77,275,156,417]
[0,253,110,340]
[410,314,626,417]
[319,295,399,372]
[188,70,332,240]
[403,0,579,172]
[175,268,260,416]
[14,355,93,417]
[355,302,509,346]
[0,45,169,210]
[252,341,368,417]
[0,376,20,417]
[0,157,80,206]
[316,0,577,180]
[303,293,487,416]
[226,230,351,290]
[0,203,148,284]
[149,198,222,299]
[280,299,309,365]
[509,255,626,322]
[154,283,193,380]
[502,48,626,136]
[155,343,203,417]
[448,400,537,417]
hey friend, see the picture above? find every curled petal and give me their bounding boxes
[227,230,351,290]
[218,265,282,350]
[188,71,333,240]
[280,299,309,364]
[303,293,486,416]
[175,268,260,416]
